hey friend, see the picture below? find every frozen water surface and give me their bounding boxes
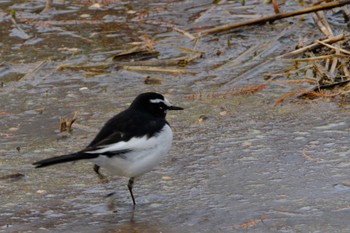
[1,0,350,232]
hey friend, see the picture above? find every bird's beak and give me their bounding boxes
[168,105,184,110]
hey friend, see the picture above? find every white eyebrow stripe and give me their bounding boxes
[150,98,171,106]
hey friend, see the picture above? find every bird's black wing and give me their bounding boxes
[84,109,166,153]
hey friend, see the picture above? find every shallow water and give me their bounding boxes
[1,1,350,232]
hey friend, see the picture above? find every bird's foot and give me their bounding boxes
[93,164,109,183]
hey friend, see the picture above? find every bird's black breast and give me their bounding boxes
[86,109,167,149]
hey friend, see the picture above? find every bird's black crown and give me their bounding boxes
[130,92,183,118]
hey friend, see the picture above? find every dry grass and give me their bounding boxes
[267,1,350,106]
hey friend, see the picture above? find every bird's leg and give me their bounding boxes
[93,164,100,174]
[93,164,108,183]
[93,164,103,178]
[127,177,136,205]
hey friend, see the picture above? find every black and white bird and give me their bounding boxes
[33,92,183,205]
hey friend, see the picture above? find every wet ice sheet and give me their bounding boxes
[1,0,350,232]
[2,95,350,233]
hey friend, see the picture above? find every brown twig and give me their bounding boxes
[290,54,348,62]
[316,39,350,55]
[0,173,25,180]
[278,34,345,58]
[172,27,195,40]
[42,0,53,12]
[122,65,196,74]
[19,60,47,81]
[115,53,202,67]
[272,0,280,14]
[302,144,318,161]
[60,112,79,132]
[10,17,31,40]
[342,61,350,77]
[273,90,302,107]
[308,52,335,81]
[311,0,334,37]
[57,62,110,71]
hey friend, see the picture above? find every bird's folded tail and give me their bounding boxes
[33,152,99,168]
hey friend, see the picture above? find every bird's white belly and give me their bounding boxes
[92,125,173,178]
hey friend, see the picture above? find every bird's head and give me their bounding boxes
[130,92,183,118]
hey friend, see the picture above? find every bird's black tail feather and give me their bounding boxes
[33,152,98,168]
